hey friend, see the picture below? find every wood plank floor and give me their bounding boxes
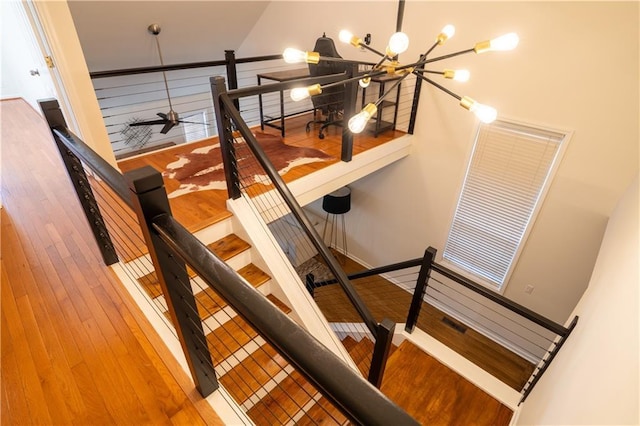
[381,341,513,425]
[117,113,404,232]
[1,99,222,425]
[313,254,536,391]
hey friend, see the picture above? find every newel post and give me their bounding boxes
[39,99,119,266]
[405,246,437,332]
[126,166,218,397]
[368,318,396,388]
[210,76,241,200]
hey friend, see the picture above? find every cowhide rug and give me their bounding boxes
[163,132,334,198]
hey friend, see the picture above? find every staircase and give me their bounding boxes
[132,220,515,425]
[135,226,358,424]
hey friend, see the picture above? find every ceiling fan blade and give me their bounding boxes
[160,121,178,134]
[129,119,167,126]
[177,120,209,125]
[157,112,168,119]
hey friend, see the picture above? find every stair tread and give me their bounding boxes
[341,336,358,351]
[207,316,258,360]
[220,344,289,405]
[247,370,318,425]
[205,291,289,360]
[296,397,348,425]
[348,337,374,377]
[237,263,271,287]
[136,232,253,300]
[266,294,291,314]
[137,266,197,299]
[207,233,251,261]
[196,263,271,320]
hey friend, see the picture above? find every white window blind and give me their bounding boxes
[183,111,209,142]
[443,119,566,290]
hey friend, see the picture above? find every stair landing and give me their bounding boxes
[380,341,513,425]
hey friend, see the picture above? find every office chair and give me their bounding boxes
[306,33,348,139]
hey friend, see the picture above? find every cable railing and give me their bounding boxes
[90,50,417,160]
[40,98,418,425]
[211,74,401,387]
[304,241,578,404]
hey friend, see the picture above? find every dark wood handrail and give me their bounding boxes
[153,214,418,425]
[51,128,133,210]
[431,262,569,336]
[314,257,423,287]
[217,90,380,337]
[89,53,283,79]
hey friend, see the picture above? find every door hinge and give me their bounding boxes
[45,56,54,69]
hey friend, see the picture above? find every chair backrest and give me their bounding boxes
[308,34,347,112]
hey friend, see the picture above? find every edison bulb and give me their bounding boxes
[388,32,409,55]
[339,30,353,44]
[283,48,306,63]
[290,87,310,102]
[348,103,377,133]
[489,33,519,51]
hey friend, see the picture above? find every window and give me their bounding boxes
[443,119,569,291]
[183,111,209,142]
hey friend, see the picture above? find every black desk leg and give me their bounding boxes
[279,89,285,137]
[258,76,265,131]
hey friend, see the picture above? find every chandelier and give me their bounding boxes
[283,26,519,133]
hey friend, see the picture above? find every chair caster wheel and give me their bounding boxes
[305,124,311,133]
[319,133,325,139]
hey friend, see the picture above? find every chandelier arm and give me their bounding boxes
[319,69,389,91]
[413,68,445,75]
[423,41,440,58]
[415,73,463,101]
[423,47,476,64]
[357,43,387,58]
[317,56,378,67]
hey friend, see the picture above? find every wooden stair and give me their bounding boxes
[135,231,352,424]
[380,341,513,425]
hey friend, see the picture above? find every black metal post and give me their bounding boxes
[39,99,119,266]
[341,63,358,162]
[405,246,437,332]
[396,0,405,32]
[224,50,241,111]
[368,318,396,388]
[305,273,316,296]
[126,166,218,397]
[210,76,241,200]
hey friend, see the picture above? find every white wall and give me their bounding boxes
[58,1,638,325]
[338,1,639,323]
[67,1,270,71]
[0,1,57,110]
[516,175,639,425]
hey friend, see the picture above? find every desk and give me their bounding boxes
[361,74,402,137]
[257,68,310,137]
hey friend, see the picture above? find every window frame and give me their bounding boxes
[441,117,572,294]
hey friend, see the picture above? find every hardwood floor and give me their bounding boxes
[381,342,513,425]
[2,97,522,425]
[117,113,403,232]
[314,254,536,391]
[1,99,222,425]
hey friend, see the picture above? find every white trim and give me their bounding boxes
[227,195,359,372]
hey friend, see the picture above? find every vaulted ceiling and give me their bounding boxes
[68,1,270,72]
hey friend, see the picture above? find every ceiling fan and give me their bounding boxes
[129,24,207,135]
